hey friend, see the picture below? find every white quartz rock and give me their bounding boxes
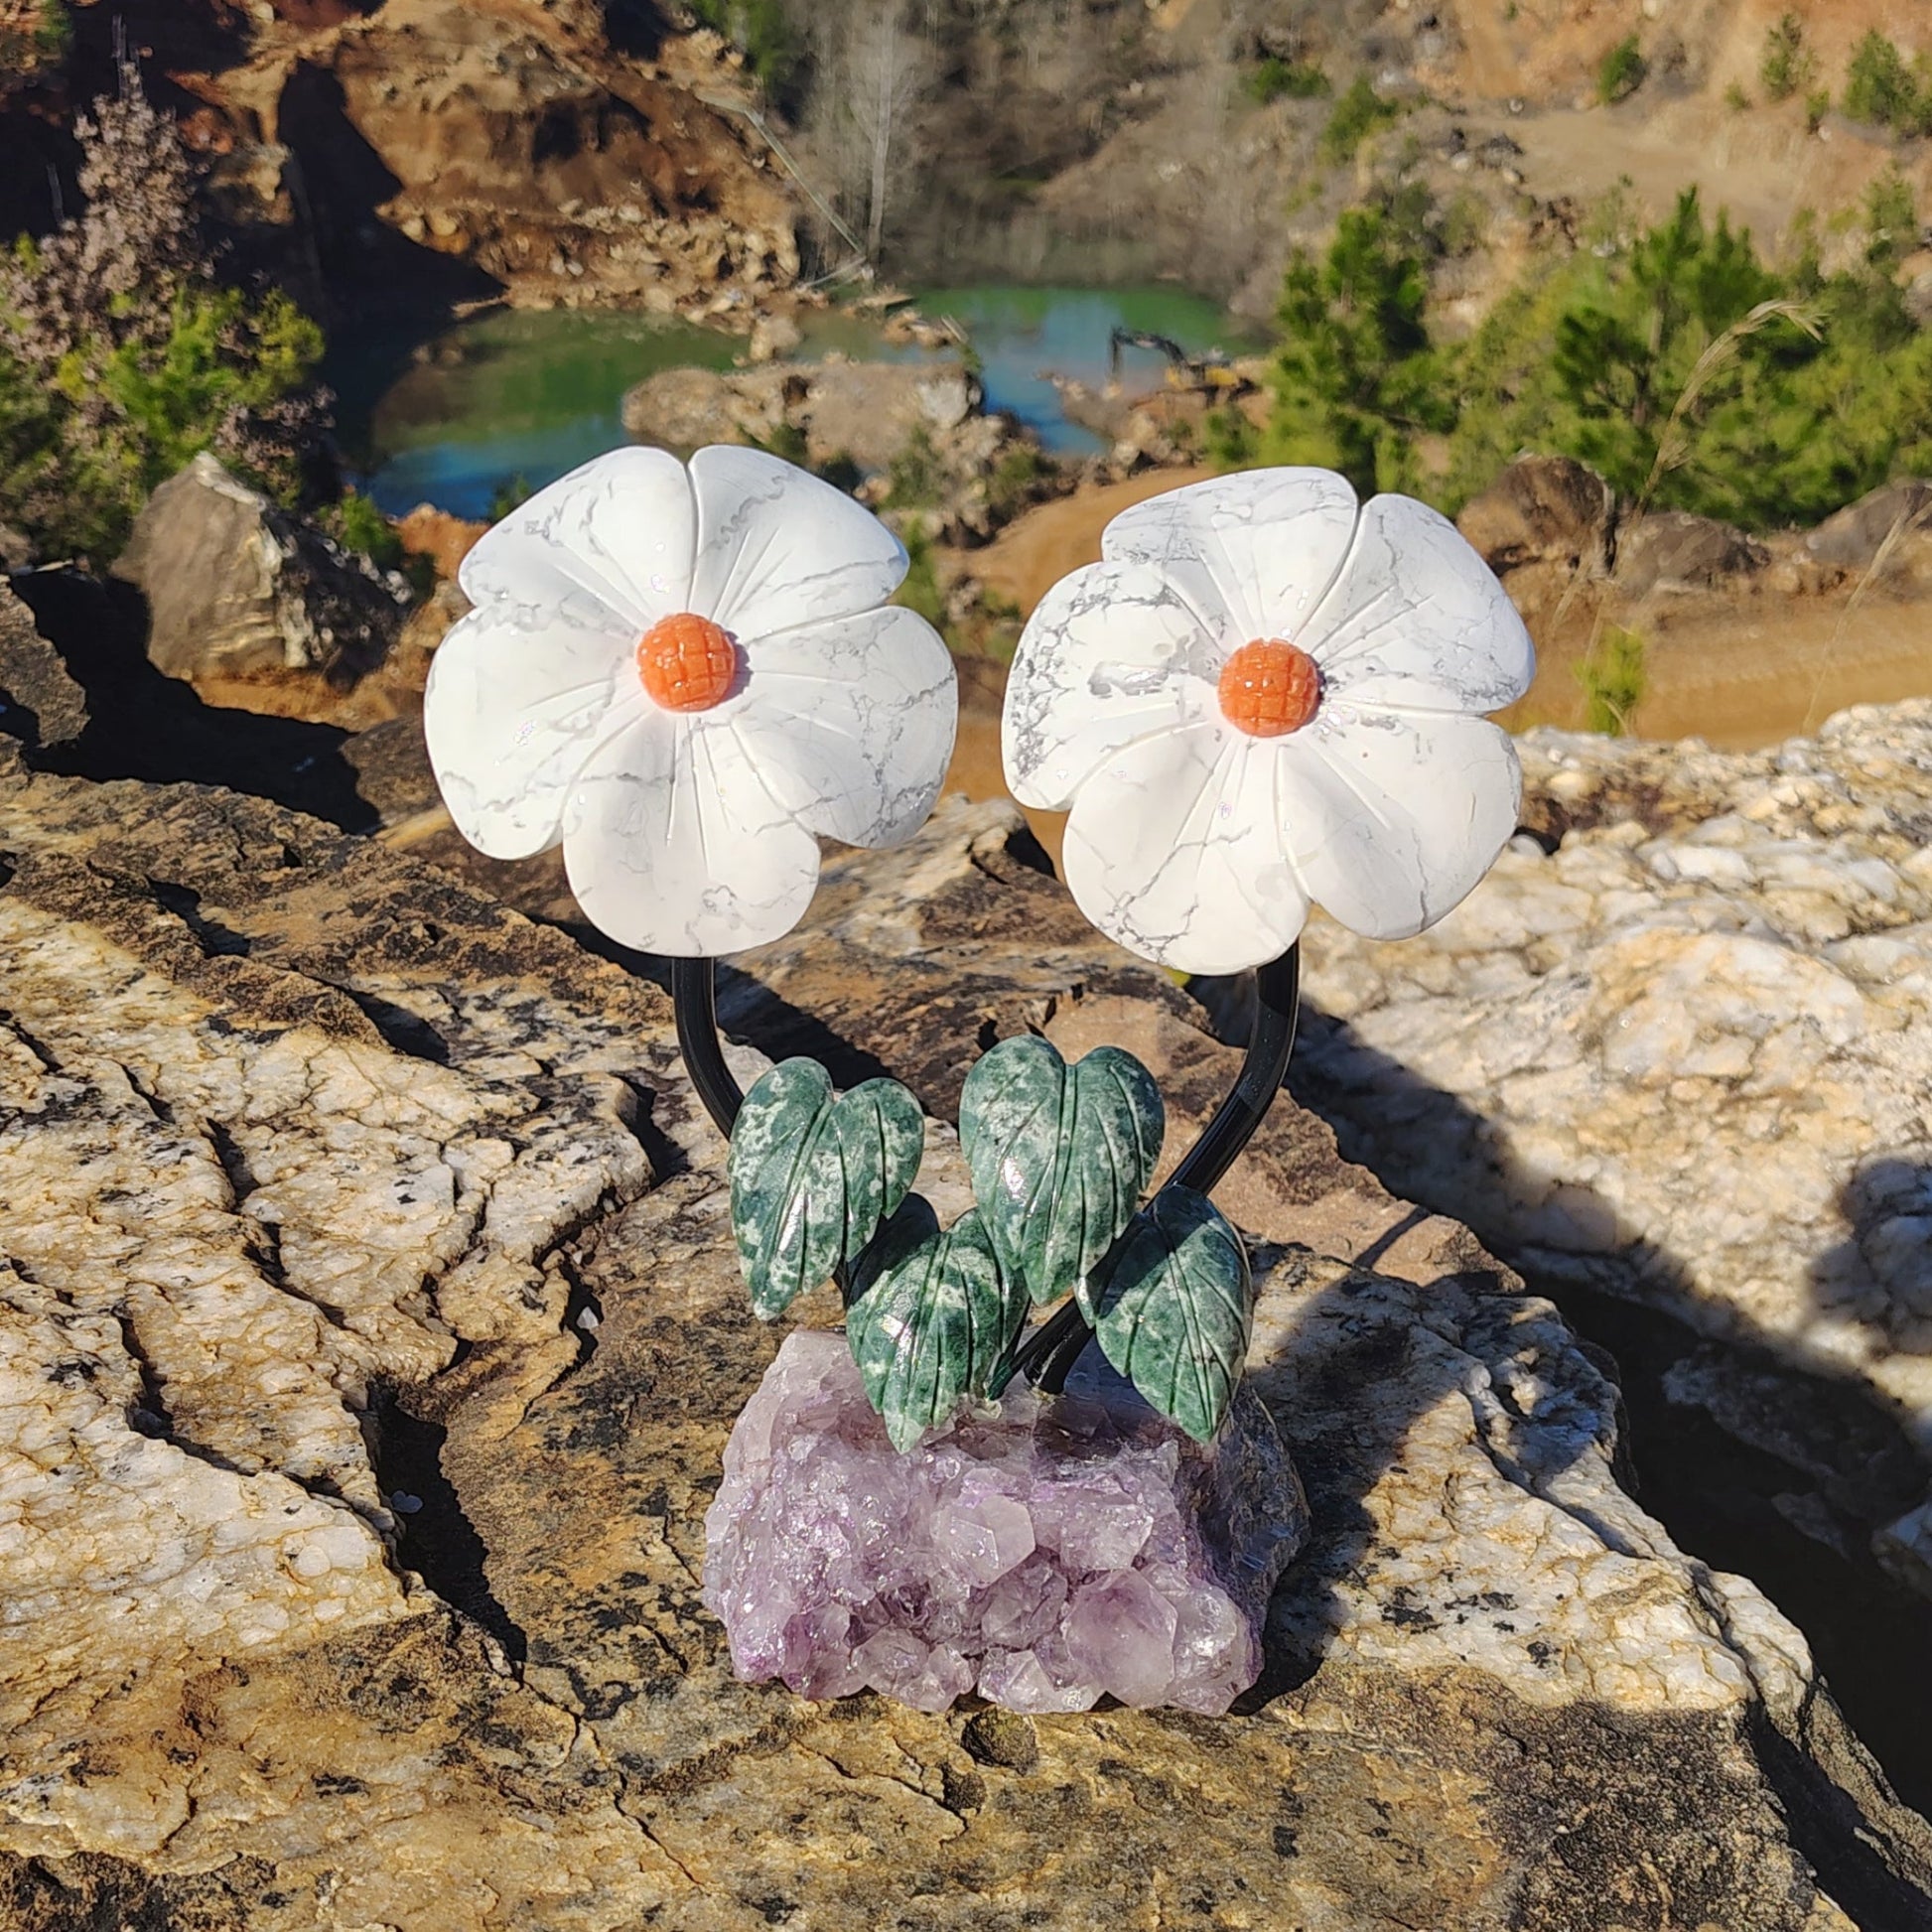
[1294,699,1932,1594]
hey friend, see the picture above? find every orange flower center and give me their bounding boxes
[636,612,739,713]
[1217,637,1321,738]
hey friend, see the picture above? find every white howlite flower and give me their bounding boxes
[424,445,957,957]
[1001,469,1536,975]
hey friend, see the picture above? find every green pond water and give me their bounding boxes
[330,285,1258,520]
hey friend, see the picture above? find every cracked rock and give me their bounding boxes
[0,751,1927,1928]
[1294,700,1932,1602]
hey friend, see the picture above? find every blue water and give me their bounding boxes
[330,286,1256,518]
[916,285,1256,455]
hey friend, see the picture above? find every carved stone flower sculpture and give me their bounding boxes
[1002,469,1536,974]
[424,445,957,956]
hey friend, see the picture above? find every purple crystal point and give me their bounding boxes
[702,1329,1309,1716]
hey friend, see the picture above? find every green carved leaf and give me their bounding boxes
[958,1035,1165,1307]
[728,1058,923,1320]
[846,1201,1028,1451]
[1081,1186,1252,1445]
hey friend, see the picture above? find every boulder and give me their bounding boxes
[1,757,1927,1927]
[1455,454,1614,574]
[0,524,34,573]
[748,311,803,364]
[112,453,412,683]
[1803,479,1932,572]
[1291,701,1932,1617]
[1614,509,1769,597]
[278,0,798,311]
[622,356,980,475]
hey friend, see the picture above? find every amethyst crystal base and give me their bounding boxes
[702,1330,1309,1715]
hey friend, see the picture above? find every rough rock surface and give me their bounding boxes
[113,453,411,682]
[623,356,980,474]
[1294,701,1932,1601]
[0,579,86,752]
[1455,453,1615,575]
[704,1332,1308,1715]
[192,0,801,316]
[1612,508,1771,597]
[1,756,1928,1927]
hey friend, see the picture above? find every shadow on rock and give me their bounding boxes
[1236,1250,1537,1711]
[5,568,380,831]
[1281,998,1932,1822]
[278,63,503,313]
[1813,1157,1932,1363]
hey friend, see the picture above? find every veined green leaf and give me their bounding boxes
[846,1201,1027,1451]
[958,1035,1164,1307]
[727,1058,922,1320]
[1082,1186,1251,1444]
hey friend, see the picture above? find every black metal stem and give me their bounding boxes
[1013,944,1303,1393]
[670,943,1302,1384]
[671,957,743,1139]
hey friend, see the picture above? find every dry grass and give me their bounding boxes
[1634,297,1822,516]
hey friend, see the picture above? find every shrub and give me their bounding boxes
[1725,81,1749,113]
[1439,190,1489,257]
[328,487,403,569]
[886,424,944,508]
[0,65,327,560]
[986,445,1044,521]
[1578,625,1646,736]
[487,474,532,522]
[893,517,944,627]
[748,419,809,467]
[1245,57,1329,105]
[1842,31,1932,135]
[1319,76,1399,164]
[685,0,800,108]
[1436,185,1932,530]
[1758,12,1812,102]
[1864,168,1918,273]
[1843,32,1908,126]
[815,451,864,494]
[1805,87,1831,134]
[1203,403,1257,468]
[1257,202,1448,496]
[1596,35,1646,105]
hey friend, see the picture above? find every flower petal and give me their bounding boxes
[1278,708,1522,939]
[688,446,906,638]
[730,604,957,848]
[459,446,697,632]
[562,715,821,957]
[1303,494,1536,714]
[1002,560,1222,812]
[1100,468,1359,644]
[1060,726,1311,975]
[423,601,639,860]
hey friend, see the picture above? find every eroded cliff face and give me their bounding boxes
[277,0,796,314]
[4,0,799,318]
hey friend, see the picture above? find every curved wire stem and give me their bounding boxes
[1009,944,1302,1393]
[669,945,1303,1375]
[672,956,744,1139]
